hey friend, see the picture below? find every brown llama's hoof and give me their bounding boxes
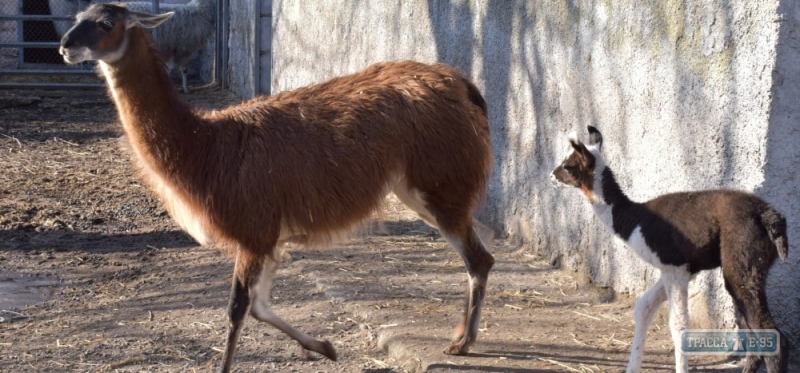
[443,342,469,355]
[319,340,338,361]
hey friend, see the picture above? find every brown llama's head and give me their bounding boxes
[551,126,604,200]
[59,3,173,65]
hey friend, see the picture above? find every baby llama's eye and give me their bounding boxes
[98,20,114,32]
[564,165,577,173]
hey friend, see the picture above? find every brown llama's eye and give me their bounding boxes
[98,20,114,32]
[564,165,577,173]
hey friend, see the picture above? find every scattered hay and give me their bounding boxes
[100,354,147,372]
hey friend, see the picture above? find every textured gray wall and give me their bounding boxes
[761,0,800,353]
[260,0,272,94]
[227,0,270,96]
[228,0,259,97]
[267,0,799,359]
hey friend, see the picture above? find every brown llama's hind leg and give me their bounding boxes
[437,216,494,355]
[394,180,494,355]
[249,257,336,360]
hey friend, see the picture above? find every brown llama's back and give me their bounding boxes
[191,61,492,255]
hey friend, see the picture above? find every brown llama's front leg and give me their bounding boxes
[249,257,337,360]
[218,251,261,373]
[442,223,494,355]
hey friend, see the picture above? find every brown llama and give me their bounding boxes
[59,4,495,372]
[552,126,789,373]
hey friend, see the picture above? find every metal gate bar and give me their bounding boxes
[0,15,72,21]
[0,82,104,89]
[0,69,96,75]
[2,42,60,48]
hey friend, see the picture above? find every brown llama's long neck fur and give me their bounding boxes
[99,27,208,178]
[98,27,218,248]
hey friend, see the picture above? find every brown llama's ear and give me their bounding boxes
[126,10,174,29]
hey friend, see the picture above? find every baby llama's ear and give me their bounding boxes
[569,135,586,154]
[587,126,603,150]
[568,136,596,169]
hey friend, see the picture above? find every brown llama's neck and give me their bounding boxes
[99,27,206,177]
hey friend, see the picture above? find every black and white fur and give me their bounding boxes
[551,126,789,373]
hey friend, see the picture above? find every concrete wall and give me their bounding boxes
[266,0,799,360]
[761,0,800,353]
[259,0,272,94]
[227,0,259,97]
[226,0,271,97]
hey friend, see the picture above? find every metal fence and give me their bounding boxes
[0,0,101,89]
[0,0,223,91]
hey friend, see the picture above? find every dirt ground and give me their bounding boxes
[0,87,745,372]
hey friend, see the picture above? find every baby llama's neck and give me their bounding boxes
[596,167,634,208]
[589,166,639,236]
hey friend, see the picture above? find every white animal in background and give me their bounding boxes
[49,0,91,38]
[51,0,215,93]
[112,0,216,93]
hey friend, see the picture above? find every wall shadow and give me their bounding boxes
[753,0,800,365]
[422,1,515,231]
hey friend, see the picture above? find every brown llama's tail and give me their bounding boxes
[464,79,487,117]
[761,207,788,261]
